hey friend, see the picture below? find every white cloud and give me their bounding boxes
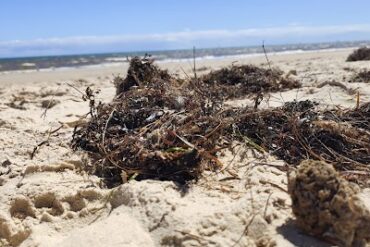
[1,24,370,57]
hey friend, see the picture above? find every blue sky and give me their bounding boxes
[1,0,370,57]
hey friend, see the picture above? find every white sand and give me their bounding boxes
[0,48,369,246]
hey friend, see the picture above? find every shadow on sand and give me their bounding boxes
[277,219,331,247]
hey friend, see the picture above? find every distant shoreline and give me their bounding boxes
[0,47,358,75]
[0,40,368,73]
[0,41,370,73]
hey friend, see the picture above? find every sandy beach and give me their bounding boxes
[1,48,370,247]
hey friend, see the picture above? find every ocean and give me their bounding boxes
[0,40,369,73]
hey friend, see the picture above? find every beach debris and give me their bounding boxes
[114,55,174,95]
[29,125,64,160]
[5,90,65,111]
[199,64,300,99]
[340,101,370,129]
[317,80,356,94]
[72,57,370,187]
[39,90,67,98]
[5,95,28,110]
[196,66,209,72]
[286,69,297,76]
[40,99,60,109]
[347,47,370,62]
[235,100,370,182]
[288,160,370,246]
[72,56,226,187]
[350,69,370,83]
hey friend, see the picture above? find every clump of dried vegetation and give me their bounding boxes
[72,57,226,186]
[317,80,356,94]
[199,64,300,99]
[41,99,60,109]
[235,101,370,182]
[5,95,31,110]
[346,47,370,62]
[350,69,370,83]
[4,89,67,111]
[113,56,175,95]
[71,56,369,188]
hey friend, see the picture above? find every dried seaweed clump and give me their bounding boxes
[235,100,370,176]
[346,47,370,62]
[5,95,28,110]
[114,56,173,95]
[72,56,369,188]
[200,64,300,99]
[288,160,370,246]
[72,57,226,187]
[350,69,370,83]
[336,102,370,130]
[40,99,60,109]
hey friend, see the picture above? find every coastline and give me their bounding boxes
[0,47,358,87]
[0,46,361,75]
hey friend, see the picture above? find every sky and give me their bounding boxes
[1,0,370,58]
